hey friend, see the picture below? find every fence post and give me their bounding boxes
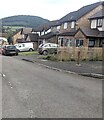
[76,49,81,66]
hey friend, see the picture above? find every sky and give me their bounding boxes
[0,0,103,21]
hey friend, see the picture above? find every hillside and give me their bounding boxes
[1,15,49,28]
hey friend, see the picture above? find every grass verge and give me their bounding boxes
[19,51,38,56]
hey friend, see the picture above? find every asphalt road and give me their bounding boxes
[1,55,102,118]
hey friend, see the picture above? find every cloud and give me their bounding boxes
[0,0,100,20]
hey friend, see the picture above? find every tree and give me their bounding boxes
[7,36,13,45]
[6,28,13,45]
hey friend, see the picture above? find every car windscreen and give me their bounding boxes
[7,46,16,50]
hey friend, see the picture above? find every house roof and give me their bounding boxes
[16,38,25,43]
[21,28,32,34]
[33,20,61,32]
[27,33,39,42]
[89,9,104,19]
[33,2,104,33]
[59,2,104,23]
[79,27,104,38]
[58,30,77,36]
[39,32,59,39]
[12,28,22,37]
[0,32,7,37]
[12,27,32,37]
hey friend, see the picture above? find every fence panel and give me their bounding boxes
[57,47,102,61]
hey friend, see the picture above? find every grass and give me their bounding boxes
[19,51,38,56]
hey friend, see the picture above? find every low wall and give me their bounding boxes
[57,47,103,61]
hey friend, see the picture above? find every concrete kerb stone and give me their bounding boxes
[22,58,104,80]
[79,73,104,79]
[22,58,34,63]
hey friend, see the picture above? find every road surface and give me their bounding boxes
[1,55,102,118]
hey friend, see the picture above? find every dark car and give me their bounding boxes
[2,45,18,56]
[0,46,3,54]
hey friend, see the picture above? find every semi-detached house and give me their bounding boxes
[34,1,104,48]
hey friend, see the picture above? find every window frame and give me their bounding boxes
[88,39,95,47]
[76,39,83,47]
[64,22,68,29]
[97,18,103,27]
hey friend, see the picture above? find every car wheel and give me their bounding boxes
[29,48,33,52]
[16,53,18,56]
[43,50,48,55]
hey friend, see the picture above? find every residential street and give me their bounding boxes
[1,55,102,118]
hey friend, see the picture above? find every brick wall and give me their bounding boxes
[12,31,23,44]
[60,5,103,32]
[76,5,102,29]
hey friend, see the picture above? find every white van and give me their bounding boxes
[15,42,34,52]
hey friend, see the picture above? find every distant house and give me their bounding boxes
[39,31,59,44]
[25,33,39,50]
[33,20,61,44]
[0,32,8,45]
[12,27,32,44]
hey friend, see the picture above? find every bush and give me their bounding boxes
[46,55,58,61]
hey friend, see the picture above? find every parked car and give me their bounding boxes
[38,43,59,55]
[0,46,3,54]
[2,45,18,56]
[15,42,34,52]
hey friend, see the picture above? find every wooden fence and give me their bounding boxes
[57,47,103,61]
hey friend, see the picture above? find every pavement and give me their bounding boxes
[14,54,104,79]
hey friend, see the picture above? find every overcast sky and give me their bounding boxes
[0,0,102,20]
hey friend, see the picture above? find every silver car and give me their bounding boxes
[38,43,59,55]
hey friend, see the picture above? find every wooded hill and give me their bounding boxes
[1,15,49,28]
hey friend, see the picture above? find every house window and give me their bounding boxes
[91,20,97,29]
[57,26,60,30]
[64,23,68,29]
[97,19,103,27]
[71,21,75,28]
[41,30,45,35]
[99,39,103,47]
[46,29,51,33]
[76,40,83,47]
[88,39,95,47]
[58,38,64,46]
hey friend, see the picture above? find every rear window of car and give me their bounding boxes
[7,46,16,49]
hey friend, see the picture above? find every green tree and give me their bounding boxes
[6,29,13,45]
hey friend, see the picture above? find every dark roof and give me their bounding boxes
[12,28,22,36]
[60,2,104,23]
[39,32,59,39]
[79,27,104,38]
[21,28,32,34]
[0,32,7,37]
[12,27,32,37]
[33,20,61,32]
[24,34,28,40]
[33,1,104,33]
[27,33,39,42]
[16,38,25,43]
[58,30,77,36]
[98,31,104,37]
[89,9,104,19]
